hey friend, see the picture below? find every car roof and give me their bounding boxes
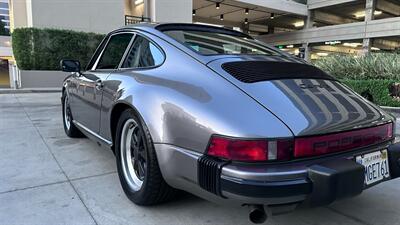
[116,23,296,65]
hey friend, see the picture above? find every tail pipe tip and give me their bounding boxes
[248,204,268,224]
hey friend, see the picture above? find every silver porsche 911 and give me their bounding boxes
[61,23,400,223]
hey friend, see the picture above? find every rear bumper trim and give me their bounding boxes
[220,175,312,198]
[199,142,400,206]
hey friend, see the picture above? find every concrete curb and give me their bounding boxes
[0,88,61,94]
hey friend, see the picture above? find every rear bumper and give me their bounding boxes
[199,142,400,206]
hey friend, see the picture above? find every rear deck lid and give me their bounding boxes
[208,57,393,136]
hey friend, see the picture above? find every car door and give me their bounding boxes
[71,32,134,134]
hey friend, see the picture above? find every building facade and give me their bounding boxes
[4,0,400,88]
[8,0,400,57]
[0,0,11,88]
[9,0,193,34]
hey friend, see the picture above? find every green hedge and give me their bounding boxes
[341,79,400,107]
[12,28,105,70]
[314,53,400,80]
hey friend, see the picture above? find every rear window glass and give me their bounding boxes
[163,30,279,56]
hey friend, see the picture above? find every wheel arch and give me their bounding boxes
[110,101,145,152]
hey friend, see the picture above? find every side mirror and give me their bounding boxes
[60,59,81,73]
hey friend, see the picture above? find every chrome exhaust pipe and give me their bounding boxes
[248,204,267,224]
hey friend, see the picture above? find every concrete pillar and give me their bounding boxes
[302,10,314,61]
[365,0,376,21]
[361,0,376,56]
[301,43,311,62]
[148,0,192,23]
[304,10,314,29]
[362,38,373,56]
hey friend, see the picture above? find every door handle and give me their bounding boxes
[95,79,103,90]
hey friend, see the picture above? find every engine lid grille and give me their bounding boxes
[221,61,335,83]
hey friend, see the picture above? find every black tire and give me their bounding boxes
[115,108,176,205]
[62,90,84,138]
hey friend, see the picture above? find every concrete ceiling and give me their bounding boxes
[192,0,400,36]
[317,0,396,26]
[193,0,304,32]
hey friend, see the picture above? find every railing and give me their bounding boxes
[125,15,151,25]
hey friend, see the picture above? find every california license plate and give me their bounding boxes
[355,150,390,186]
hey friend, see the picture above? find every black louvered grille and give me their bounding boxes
[221,61,335,83]
[198,156,224,195]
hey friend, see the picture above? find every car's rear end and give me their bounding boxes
[155,24,400,222]
[206,57,398,201]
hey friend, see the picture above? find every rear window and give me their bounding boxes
[163,30,279,56]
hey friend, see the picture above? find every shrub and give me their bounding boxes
[12,28,105,70]
[341,79,400,107]
[314,53,400,80]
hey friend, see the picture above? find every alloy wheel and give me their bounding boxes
[120,118,147,191]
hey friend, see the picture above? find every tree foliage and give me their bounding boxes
[314,53,400,80]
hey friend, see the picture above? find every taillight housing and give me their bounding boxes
[206,136,293,162]
[294,123,393,158]
[206,123,393,162]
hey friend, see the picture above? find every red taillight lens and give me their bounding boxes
[207,123,393,162]
[206,136,293,162]
[294,123,393,158]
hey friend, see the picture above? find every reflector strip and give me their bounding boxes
[294,123,393,158]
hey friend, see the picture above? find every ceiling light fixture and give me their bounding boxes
[244,18,248,24]
[134,0,144,5]
[192,9,196,16]
[216,3,220,9]
[270,13,275,19]
[343,42,362,48]
[245,8,249,15]
[294,21,304,27]
[220,14,224,20]
[354,10,382,18]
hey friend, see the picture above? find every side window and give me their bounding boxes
[121,35,164,69]
[86,36,108,70]
[96,33,133,70]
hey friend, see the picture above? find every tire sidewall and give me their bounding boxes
[62,91,72,136]
[115,109,151,203]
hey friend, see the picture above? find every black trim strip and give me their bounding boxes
[220,176,312,198]
[198,156,229,196]
[222,61,336,83]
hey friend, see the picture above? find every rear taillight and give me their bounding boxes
[206,123,393,162]
[294,123,393,158]
[206,136,293,162]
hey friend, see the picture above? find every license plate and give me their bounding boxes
[355,150,390,186]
